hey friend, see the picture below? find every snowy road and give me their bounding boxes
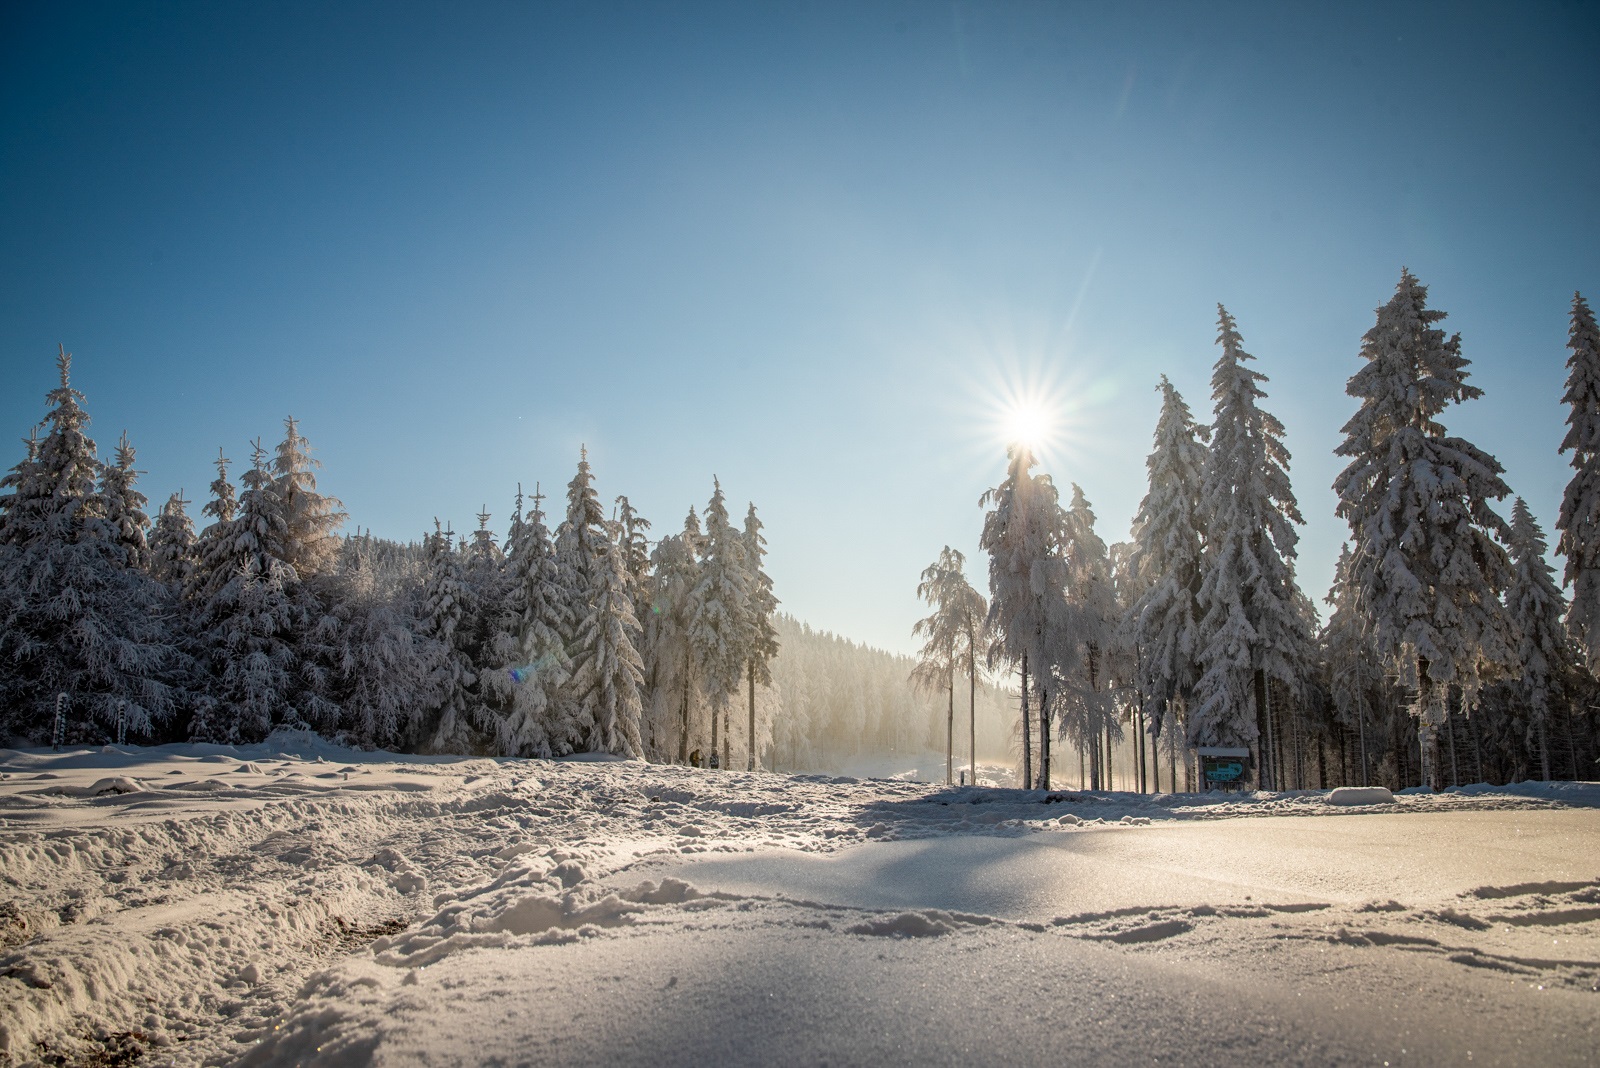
[2,737,1597,1067]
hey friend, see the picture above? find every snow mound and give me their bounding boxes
[847,910,959,937]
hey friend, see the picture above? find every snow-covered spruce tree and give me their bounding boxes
[1193,305,1314,787]
[647,509,705,763]
[1057,484,1120,791]
[191,441,301,744]
[688,479,752,768]
[1321,545,1386,787]
[980,445,1071,789]
[272,416,345,579]
[490,488,573,757]
[1126,376,1210,777]
[149,491,197,591]
[0,349,175,743]
[555,447,608,616]
[421,520,482,753]
[1333,270,1513,791]
[912,546,984,784]
[741,503,780,770]
[188,450,240,605]
[100,432,151,571]
[1506,498,1579,781]
[569,534,646,757]
[912,547,962,785]
[462,505,507,670]
[1558,292,1600,664]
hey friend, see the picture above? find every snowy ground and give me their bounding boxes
[1,735,1597,1067]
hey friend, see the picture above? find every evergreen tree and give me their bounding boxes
[149,491,197,591]
[570,535,646,757]
[1321,545,1385,787]
[1333,270,1513,790]
[272,416,345,578]
[0,349,174,743]
[99,432,151,571]
[556,446,608,612]
[741,503,780,770]
[1126,376,1209,759]
[189,449,240,605]
[492,487,573,757]
[192,442,300,743]
[1557,292,1600,663]
[911,546,983,784]
[1192,306,1314,786]
[688,478,751,767]
[647,509,704,763]
[1506,498,1577,781]
[421,520,480,753]
[980,445,1071,789]
[327,537,437,750]
[1057,484,1119,791]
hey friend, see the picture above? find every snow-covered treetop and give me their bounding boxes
[273,417,345,577]
[100,432,151,571]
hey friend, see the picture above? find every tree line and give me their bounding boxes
[0,349,780,768]
[918,273,1598,792]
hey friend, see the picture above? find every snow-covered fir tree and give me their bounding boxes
[688,479,751,767]
[980,445,1071,789]
[1320,544,1385,786]
[325,536,437,750]
[491,487,573,757]
[272,416,345,578]
[0,349,175,744]
[1505,498,1578,781]
[420,520,480,753]
[1557,292,1600,663]
[1333,270,1513,790]
[555,447,608,614]
[1126,376,1209,760]
[740,503,780,770]
[646,509,705,763]
[911,546,984,784]
[1192,305,1314,785]
[188,449,240,605]
[149,491,197,591]
[1056,484,1120,791]
[569,535,646,757]
[99,432,151,571]
[191,442,301,743]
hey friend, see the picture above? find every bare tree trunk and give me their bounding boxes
[1020,655,1032,791]
[1562,701,1580,782]
[679,670,690,765]
[946,672,954,786]
[1039,687,1051,791]
[748,666,757,772]
[969,664,977,787]
[1539,719,1551,782]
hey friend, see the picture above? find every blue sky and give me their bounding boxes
[2,1,1596,655]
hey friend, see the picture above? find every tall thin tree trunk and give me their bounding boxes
[1020,655,1032,790]
[679,670,690,765]
[1469,709,1484,785]
[748,665,757,772]
[1447,706,1460,788]
[1039,687,1051,791]
[1539,719,1551,782]
[1562,701,1580,782]
[969,662,977,788]
[946,672,954,786]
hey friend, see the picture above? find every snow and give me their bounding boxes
[2,733,1597,1066]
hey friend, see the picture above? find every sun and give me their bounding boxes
[1001,400,1054,454]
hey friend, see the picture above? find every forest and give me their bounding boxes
[938,272,1599,794]
[0,353,1017,776]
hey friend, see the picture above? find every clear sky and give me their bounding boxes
[2,1,1596,656]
